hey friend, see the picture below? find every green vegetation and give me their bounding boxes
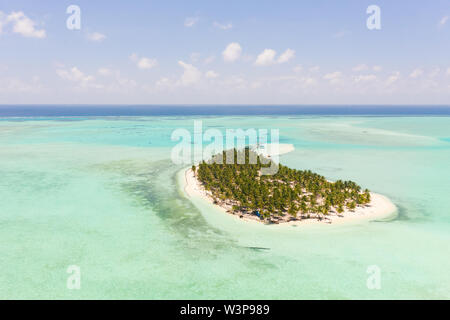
[195,148,371,222]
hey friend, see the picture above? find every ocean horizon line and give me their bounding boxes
[1,104,450,117]
[2,104,450,107]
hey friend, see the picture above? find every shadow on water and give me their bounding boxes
[392,204,411,221]
[91,159,277,264]
[371,203,411,223]
[246,246,271,251]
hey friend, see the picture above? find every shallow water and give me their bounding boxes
[0,116,449,299]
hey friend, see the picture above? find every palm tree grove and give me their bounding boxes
[193,148,371,223]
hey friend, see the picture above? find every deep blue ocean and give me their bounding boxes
[0,105,450,117]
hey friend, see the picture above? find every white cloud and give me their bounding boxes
[309,66,320,73]
[255,49,277,66]
[277,49,295,64]
[156,77,170,86]
[0,76,44,93]
[98,68,112,76]
[56,66,138,92]
[255,48,295,66]
[56,67,97,88]
[87,32,106,42]
[446,67,450,76]
[323,72,342,80]
[130,53,157,70]
[352,64,368,72]
[410,68,423,79]
[154,77,174,91]
[351,64,382,72]
[304,77,318,86]
[57,67,92,82]
[213,21,233,30]
[0,12,4,34]
[205,70,219,79]
[184,17,199,27]
[223,42,242,62]
[353,74,377,83]
[373,65,382,72]
[138,58,157,69]
[439,15,449,26]
[5,11,45,38]
[178,61,201,86]
[323,71,342,84]
[385,71,400,86]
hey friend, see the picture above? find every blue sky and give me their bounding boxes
[0,0,449,104]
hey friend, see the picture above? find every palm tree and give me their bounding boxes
[196,148,369,223]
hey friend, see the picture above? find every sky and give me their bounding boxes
[0,0,449,105]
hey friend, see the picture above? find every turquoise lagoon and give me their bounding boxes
[0,115,449,299]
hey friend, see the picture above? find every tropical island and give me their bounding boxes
[184,147,396,225]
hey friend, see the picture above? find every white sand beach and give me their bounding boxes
[181,143,397,226]
[182,167,397,226]
[253,143,295,158]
